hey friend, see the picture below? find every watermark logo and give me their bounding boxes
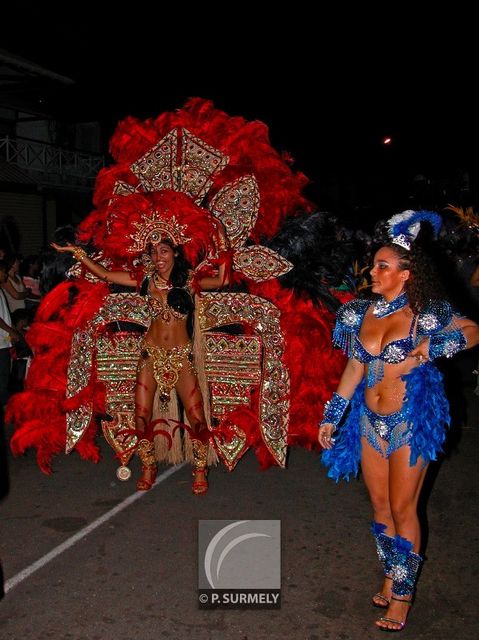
[198,520,281,609]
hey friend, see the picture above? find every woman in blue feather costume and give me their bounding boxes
[319,210,479,632]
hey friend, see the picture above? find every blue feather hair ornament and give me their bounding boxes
[387,209,442,250]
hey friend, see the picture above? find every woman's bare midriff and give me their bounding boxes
[146,318,190,348]
[360,306,419,414]
[364,359,418,414]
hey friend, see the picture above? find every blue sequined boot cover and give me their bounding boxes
[371,522,395,576]
[391,535,423,597]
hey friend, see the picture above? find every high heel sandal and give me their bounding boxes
[376,534,421,632]
[372,575,392,608]
[191,439,209,495]
[192,468,208,495]
[136,465,158,491]
[376,596,412,632]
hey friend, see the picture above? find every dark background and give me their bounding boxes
[2,5,477,229]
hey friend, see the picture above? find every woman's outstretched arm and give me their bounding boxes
[51,242,136,287]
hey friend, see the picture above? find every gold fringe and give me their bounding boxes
[153,388,185,464]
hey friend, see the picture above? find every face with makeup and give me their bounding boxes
[150,241,177,279]
[370,246,410,301]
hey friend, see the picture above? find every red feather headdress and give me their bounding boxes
[7,97,346,473]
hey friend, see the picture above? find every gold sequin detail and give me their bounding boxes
[139,340,194,412]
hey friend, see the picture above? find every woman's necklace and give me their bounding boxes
[153,273,172,291]
[372,291,408,318]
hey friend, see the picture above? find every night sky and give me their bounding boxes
[3,6,477,227]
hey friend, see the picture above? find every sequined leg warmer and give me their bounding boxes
[136,439,156,468]
[391,535,423,597]
[136,439,158,490]
[192,439,208,471]
[371,521,395,576]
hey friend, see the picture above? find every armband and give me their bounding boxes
[319,392,350,429]
[72,246,87,262]
[428,329,466,360]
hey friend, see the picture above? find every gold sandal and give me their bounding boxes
[136,465,158,491]
[192,468,208,495]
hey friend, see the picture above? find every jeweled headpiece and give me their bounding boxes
[387,209,442,250]
[127,211,191,253]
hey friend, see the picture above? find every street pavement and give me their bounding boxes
[0,350,478,640]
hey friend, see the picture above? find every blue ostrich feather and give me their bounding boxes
[394,534,414,556]
[371,521,388,536]
[402,363,450,466]
[321,363,450,482]
[388,209,442,246]
[321,380,365,482]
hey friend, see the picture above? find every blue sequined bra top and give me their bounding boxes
[353,317,417,365]
[333,296,467,388]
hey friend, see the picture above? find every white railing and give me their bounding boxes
[0,135,105,187]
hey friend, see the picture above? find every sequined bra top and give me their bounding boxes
[142,274,194,323]
[333,297,466,388]
[353,318,417,365]
[146,294,187,322]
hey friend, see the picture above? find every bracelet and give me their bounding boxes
[319,392,350,429]
[72,246,87,262]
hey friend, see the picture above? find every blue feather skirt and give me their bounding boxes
[321,364,450,482]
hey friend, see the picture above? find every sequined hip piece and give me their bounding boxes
[139,340,194,411]
[360,404,411,458]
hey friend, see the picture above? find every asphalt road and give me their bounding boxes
[1,351,478,640]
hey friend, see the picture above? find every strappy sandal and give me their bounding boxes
[192,468,208,495]
[372,575,392,608]
[136,465,157,491]
[376,596,412,632]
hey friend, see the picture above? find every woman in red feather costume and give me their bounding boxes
[51,191,229,495]
[6,98,351,479]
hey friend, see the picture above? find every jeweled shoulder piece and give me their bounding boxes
[336,299,370,330]
[372,292,408,318]
[416,300,453,335]
[333,298,370,357]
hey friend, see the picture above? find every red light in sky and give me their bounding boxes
[382,137,392,145]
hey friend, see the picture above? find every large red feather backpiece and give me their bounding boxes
[7,97,347,473]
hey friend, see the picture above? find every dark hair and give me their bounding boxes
[5,253,22,271]
[39,250,74,294]
[11,308,29,327]
[20,254,40,278]
[164,240,194,329]
[140,240,194,322]
[150,239,191,288]
[374,221,447,314]
[167,287,194,316]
